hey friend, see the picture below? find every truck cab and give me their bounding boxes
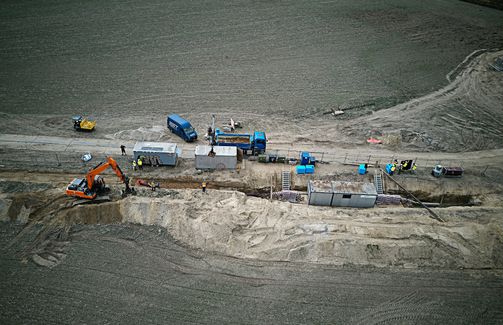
[167,114,197,142]
[252,131,267,154]
[213,128,266,155]
[432,165,464,178]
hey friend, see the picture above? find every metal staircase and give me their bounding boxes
[374,171,384,194]
[281,170,291,191]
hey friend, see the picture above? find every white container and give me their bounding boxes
[133,141,179,166]
[195,145,237,170]
[307,180,377,208]
[307,180,334,206]
[331,181,377,208]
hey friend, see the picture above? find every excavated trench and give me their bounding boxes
[389,190,479,207]
[1,170,500,270]
[2,186,503,270]
[134,176,275,199]
[135,177,480,206]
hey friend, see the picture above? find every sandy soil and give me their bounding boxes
[1,0,503,323]
[1,48,502,155]
[337,50,503,152]
[1,170,502,270]
[121,190,503,269]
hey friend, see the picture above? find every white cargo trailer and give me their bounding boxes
[133,142,179,166]
[307,180,377,208]
[307,180,334,206]
[195,145,237,170]
[331,181,377,208]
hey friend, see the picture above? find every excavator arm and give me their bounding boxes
[86,157,127,190]
[67,156,131,200]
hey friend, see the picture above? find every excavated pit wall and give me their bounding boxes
[37,190,503,268]
[2,187,502,269]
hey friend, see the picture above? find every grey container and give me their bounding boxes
[307,180,334,206]
[331,181,377,208]
[133,141,180,166]
[195,145,237,170]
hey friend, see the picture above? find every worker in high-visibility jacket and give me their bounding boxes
[412,163,417,173]
[390,164,396,175]
[202,181,207,193]
[137,158,143,170]
[132,160,137,171]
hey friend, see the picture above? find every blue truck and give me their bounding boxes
[214,128,266,155]
[300,152,316,165]
[167,114,197,142]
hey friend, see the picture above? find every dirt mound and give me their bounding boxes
[114,190,503,269]
[2,186,502,269]
[339,50,503,152]
[110,125,169,142]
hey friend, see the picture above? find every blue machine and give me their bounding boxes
[167,114,198,142]
[214,128,266,155]
[305,165,315,174]
[358,164,366,175]
[296,165,306,174]
[300,152,316,166]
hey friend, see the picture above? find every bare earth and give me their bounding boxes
[1,0,503,324]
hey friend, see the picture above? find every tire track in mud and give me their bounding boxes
[2,223,502,324]
[350,291,492,324]
[341,49,503,152]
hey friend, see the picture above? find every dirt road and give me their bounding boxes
[3,133,503,166]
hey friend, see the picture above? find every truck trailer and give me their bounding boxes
[214,128,266,155]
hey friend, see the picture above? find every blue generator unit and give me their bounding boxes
[300,152,316,165]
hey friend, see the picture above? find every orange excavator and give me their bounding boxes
[66,157,132,199]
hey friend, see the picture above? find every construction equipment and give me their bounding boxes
[72,115,96,131]
[136,179,160,191]
[397,160,416,174]
[300,152,316,165]
[66,157,132,199]
[431,165,464,178]
[214,128,266,155]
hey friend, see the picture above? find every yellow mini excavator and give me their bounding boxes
[72,115,96,131]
